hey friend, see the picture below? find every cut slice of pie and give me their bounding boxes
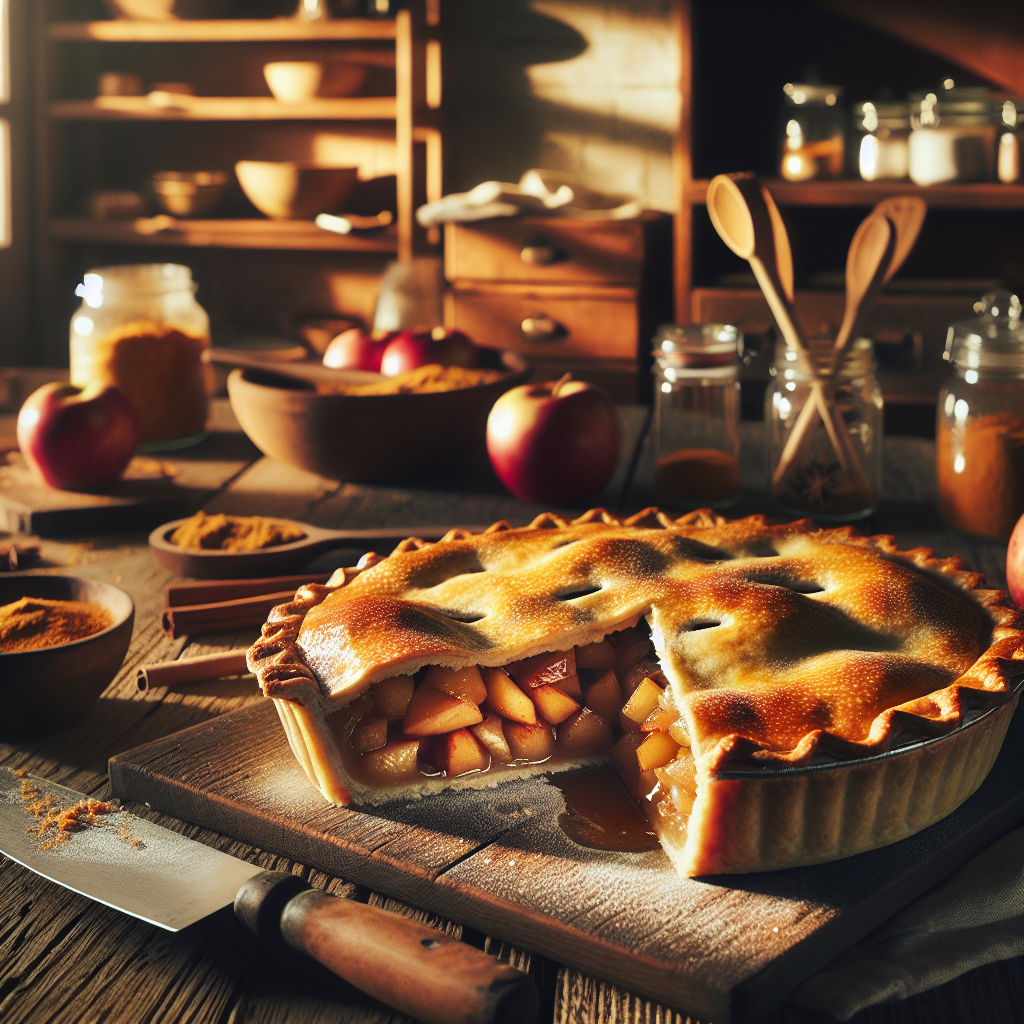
[248,508,1024,876]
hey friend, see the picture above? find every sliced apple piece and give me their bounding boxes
[471,713,513,762]
[638,768,661,800]
[354,717,388,753]
[506,649,576,689]
[656,751,698,797]
[583,669,622,722]
[482,667,538,725]
[504,720,555,762]
[636,730,681,771]
[642,706,679,733]
[435,728,491,776]
[371,676,415,720]
[622,676,664,723]
[551,672,583,699]
[424,664,487,705]
[618,709,642,734]
[531,684,581,725]
[360,738,421,786]
[668,719,691,747]
[403,681,484,737]
[558,707,613,757]
[610,732,645,789]
[575,639,616,671]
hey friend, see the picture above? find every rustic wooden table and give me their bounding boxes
[1,402,1021,1024]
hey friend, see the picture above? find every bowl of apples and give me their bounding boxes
[227,327,531,484]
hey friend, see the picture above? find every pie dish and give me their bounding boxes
[248,508,1024,876]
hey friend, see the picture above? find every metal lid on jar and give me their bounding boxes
[910,87,1000,128]
[945,291,1024,369]
[783,82,843,107]
[653,323,742,369]
[76,263,197,304]
[854,100,911,131]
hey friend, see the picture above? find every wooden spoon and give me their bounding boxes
[205,348,384,389]
[149,518,489,579]
[873,195,927,285]
[760,184,794,303]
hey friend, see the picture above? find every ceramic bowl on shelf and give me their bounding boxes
[263,61,371,103]
[226,350,532,483]
[235,161,360,220]
[150,170,229,217]
[103,0,235,19]
[0,575,134,741]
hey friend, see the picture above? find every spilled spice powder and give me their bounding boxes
[170,510,305,552]
[19,775,145,851]
[0,596,112,653]
[316,363,501,396]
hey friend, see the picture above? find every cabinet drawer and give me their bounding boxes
[445,218,651,285]
[446,284,639,361]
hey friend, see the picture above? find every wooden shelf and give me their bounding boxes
[48,19,397,43]
[50,96,397,122]
[50,217,399,252]
[687,178,1024,210]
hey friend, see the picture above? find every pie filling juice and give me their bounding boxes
[323,621,696,845]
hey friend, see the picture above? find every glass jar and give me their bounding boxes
[780,82,846,182]
[997,98,1023,184]
[909,87,999,185]
[765,337,883,521]
[652,324,742,508]
[70,264,211,450]
[937,291,1024,541]
[854,100,910,181]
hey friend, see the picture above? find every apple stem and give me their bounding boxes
[551,372,573,398]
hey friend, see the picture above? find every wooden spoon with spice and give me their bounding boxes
[149,513,491,579]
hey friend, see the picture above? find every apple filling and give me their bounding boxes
[322,622,695,815]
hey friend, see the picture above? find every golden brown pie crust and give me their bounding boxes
[247,508,1024,875]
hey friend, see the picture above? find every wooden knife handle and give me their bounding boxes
[235,872,537,1024]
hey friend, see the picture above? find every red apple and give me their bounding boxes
[17,381,138,490]
[322,328,394,373]
[380,329,436,376]
[486,374,620,505]
[430,326,479,368]
[1007,512,1024,608]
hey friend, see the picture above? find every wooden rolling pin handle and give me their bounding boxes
[236,872,537,1024]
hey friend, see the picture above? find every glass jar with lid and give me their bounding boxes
[70,263,211,450]
[997,98,1023,184]
[854,99,911,181]
[937,291,1024,540]
[909,86,999,185]
[779,82,846,181]
[765,336,883,521]
[652,324,742,508]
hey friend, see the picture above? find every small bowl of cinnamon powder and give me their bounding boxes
[0,575,134,740]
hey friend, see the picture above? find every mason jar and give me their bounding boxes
[997,98,1023,184]
[766,337,883,521]
[70,264,211,449]
[937,291,1024,540]
[652,323,742,508]
[779,82,846,182]
[854,100,910,181]
[909,87,999,185]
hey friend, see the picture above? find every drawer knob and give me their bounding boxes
[521,314,564,341]
[520,244,565,266]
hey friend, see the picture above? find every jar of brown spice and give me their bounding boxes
[937,291,1024,541]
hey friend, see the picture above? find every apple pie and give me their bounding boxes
[248,509,1024,876]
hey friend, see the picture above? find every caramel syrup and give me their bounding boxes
[550,765,658,852]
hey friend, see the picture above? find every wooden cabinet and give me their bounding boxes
[444,214,671,402]
[32,0,442,364]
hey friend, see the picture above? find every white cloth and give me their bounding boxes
[786,826,1024,1020]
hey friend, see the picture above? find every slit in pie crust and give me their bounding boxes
[248,508,1024,876]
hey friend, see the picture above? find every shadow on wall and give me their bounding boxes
[444,0,679,210]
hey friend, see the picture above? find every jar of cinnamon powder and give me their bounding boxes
[70,264,211,449]
[937,291,1024,540]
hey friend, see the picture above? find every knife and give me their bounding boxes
[0,767,536,1024]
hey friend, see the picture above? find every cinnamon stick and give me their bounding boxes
[165,573,332,609]
[162,590,297,638]
[137,648,250,692]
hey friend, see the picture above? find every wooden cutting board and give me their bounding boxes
[109,700,1024,1023]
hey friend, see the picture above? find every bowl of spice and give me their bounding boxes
[226,349,531,484]
[0,575,134,740]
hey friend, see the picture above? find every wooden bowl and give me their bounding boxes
[226,350,531,483]
[235,161,360,220]
[0,575,134,741]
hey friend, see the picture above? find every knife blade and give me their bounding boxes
[0,767,536,1024]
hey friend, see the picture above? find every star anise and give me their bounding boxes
[793,456,840,507]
